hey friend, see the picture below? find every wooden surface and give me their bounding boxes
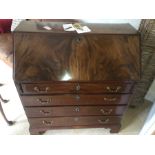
[20,82,134,94]
[14,21,138,34]
[25,106,126,117]
[21,94,130,106]
[14,33,140,82]
[13,21,141,134]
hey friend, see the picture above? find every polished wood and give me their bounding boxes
[13,21,141,134]
[25,105,126,117]
[15,21,138,34]
[29,116,121,128]
[14,32,140,82]
[21,94,130,106]
[20,82,133,94]
[0,95,14,125]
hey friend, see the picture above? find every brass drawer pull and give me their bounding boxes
[74,117,79,121]
[34,86,50,92]
[75,95,80,100]
[104,97,116,102]
[74,107,80,112]
[100,109,113,115]
[98,118,109,124]
[40,110,51,115]
[75,84,80,91]
[37,98,52,105]
[42,120,53,126]
[106,86,121,93]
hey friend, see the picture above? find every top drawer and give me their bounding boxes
[20,82,134,94]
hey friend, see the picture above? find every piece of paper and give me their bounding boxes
[43,26,52,30]
[63,24,75,31]
[63,23,91,33]
[72,23,83,31]
[75,26,91,33]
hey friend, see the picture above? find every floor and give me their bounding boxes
[0,60,152,135]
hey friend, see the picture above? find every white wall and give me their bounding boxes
[82,19,141,30]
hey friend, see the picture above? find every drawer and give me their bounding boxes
[21,83,76,94]
[78,82,133,94]
[25,105,126,117]
[21,82,133,94]
[21,94,130,106]
[29,116,121,128]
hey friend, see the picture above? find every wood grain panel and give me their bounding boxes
[21,94,130,106]
[77,35,140,81]
[14,33,78,82]
[13,21,141,134]
[15,21,138,34]
[14,33,140,82]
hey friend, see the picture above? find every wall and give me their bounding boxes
[82,19,141,30]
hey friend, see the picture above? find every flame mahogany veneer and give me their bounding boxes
[13,21,141,134]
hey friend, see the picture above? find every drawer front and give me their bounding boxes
[21,83,76,94]
[78,83,133,94]
[21,94,130,106]
[25,106,126,117]
[29,116,121,128]
[21,82,133,94]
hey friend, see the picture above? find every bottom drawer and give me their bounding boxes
[29,116,121,128]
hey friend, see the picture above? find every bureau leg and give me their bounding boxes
[0,95,9,103]
[29,128,45,135]
[0,100,14,126]
[110,124,121,133]
[0,83,14,126]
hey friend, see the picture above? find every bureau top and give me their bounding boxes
[14,20,138,35]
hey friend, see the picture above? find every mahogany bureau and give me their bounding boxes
[13,21,141,134]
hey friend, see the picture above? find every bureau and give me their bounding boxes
[13,21,140,134]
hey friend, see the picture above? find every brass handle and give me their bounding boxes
[100,109,113,115]
[37,98,52,105]
[75,95,80,100]
[98,118,109,124]
[76,84,80,91]
[74,117,79,121]
[106,86,121,93]
[34,86,50,92]
[74,107,80,112]
[42,120,53,126]
[40,110,51,115]
[104,97,116,102]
